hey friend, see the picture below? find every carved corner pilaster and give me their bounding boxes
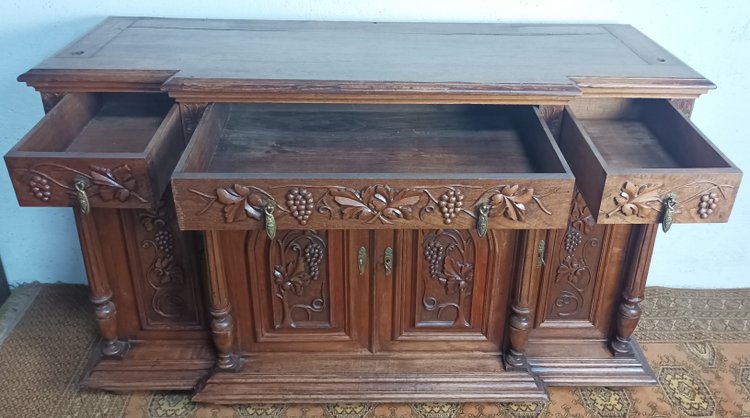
[504,230,545,371]
[204,230,240,371]
[610,224,657,357]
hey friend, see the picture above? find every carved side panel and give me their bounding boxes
[418,229,476,328]
[543,190,606,321]
[124,192,206,329]
[269,230,331,329]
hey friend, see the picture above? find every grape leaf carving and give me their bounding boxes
[216,184,266,223]
[90,165,146,202]
[608,181,662,218]
[329,185,422,224]
[488,185,534,221]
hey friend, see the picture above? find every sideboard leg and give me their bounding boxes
[74,210,128,357]
[611,224,657,357]
[205,231,240,371]
[505,230,545,371]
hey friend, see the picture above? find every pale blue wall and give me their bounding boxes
[1,1,748,287]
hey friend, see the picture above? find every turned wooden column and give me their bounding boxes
[204,231,239,371]
[74,210,128,357]
[611,224,658,357]
[505,229,546,370]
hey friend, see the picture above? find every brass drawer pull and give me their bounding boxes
[384,247,394,275]
[264,201,277,240]
[476,203,490,238]
[74,176,90,215]
[357,246,367,276]
[662,192,677,233]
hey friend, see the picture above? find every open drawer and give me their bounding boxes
[559,99,742,226]
[5,93,183,210]
[171,103,575,231]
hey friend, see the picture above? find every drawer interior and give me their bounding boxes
[180,104,569,177]
[567,98,732,171]
[16,93,173,154]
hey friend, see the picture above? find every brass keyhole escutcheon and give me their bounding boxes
[661,192,677,233]
[357,246,367,276]
[537,240,546,268]
[384,247,394,275]
[73,176,91,215]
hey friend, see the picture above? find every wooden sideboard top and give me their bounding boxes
[19,17,713,102]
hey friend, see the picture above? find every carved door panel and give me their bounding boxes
[373,229,512,353]
[242,229,369,352]
[532,190,628,339]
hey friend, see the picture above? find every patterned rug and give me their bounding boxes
[1,285,749,418]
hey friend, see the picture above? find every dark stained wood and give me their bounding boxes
[375,229,511,353]
[4,17,740,403]
[193,353,547,403]
[171,104,575,231]
[559,98,742,225]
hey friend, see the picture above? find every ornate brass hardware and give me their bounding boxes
[476,203,490,238]
[384,247,394,275]
[357,246,367,276]
[537,239,546,268]
[73,176,90,215]
[264,201,277,240]
[661,192,677,233]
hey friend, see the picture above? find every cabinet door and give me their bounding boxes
[373,229,513,352]
[235,229,369,352]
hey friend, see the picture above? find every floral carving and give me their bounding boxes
[328,185,422,224]
[215,184,273,223]
[14,163,147,205]
[487,185,536,221]
[189,183,557,227]
[90,165,143,202]
[604,181,735,221]
[608,181,662,218]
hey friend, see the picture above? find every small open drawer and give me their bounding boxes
[559,99,742,225]
[5,93,184,210]
[171,103,575,231]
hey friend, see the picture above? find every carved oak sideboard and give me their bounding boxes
[4,18,742,403]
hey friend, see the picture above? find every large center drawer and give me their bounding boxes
[5,93,183,210]
[171,104,575,231]
[558,99,741,226]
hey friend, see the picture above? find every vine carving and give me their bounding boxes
[271,231,328,328]
[421,229,475,327]
[190,183,556,227]
[15,163,147,204]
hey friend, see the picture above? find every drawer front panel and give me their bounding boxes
[4,93,184,209]
[172,178,575,231]
[559,99,742,226]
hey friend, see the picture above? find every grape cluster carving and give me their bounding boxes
[303,243,324,279]
[424,241,445,278]
[698,193,719,219]
[29,175,51,201]
[286,188,314,225]
[438,189,464,224]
